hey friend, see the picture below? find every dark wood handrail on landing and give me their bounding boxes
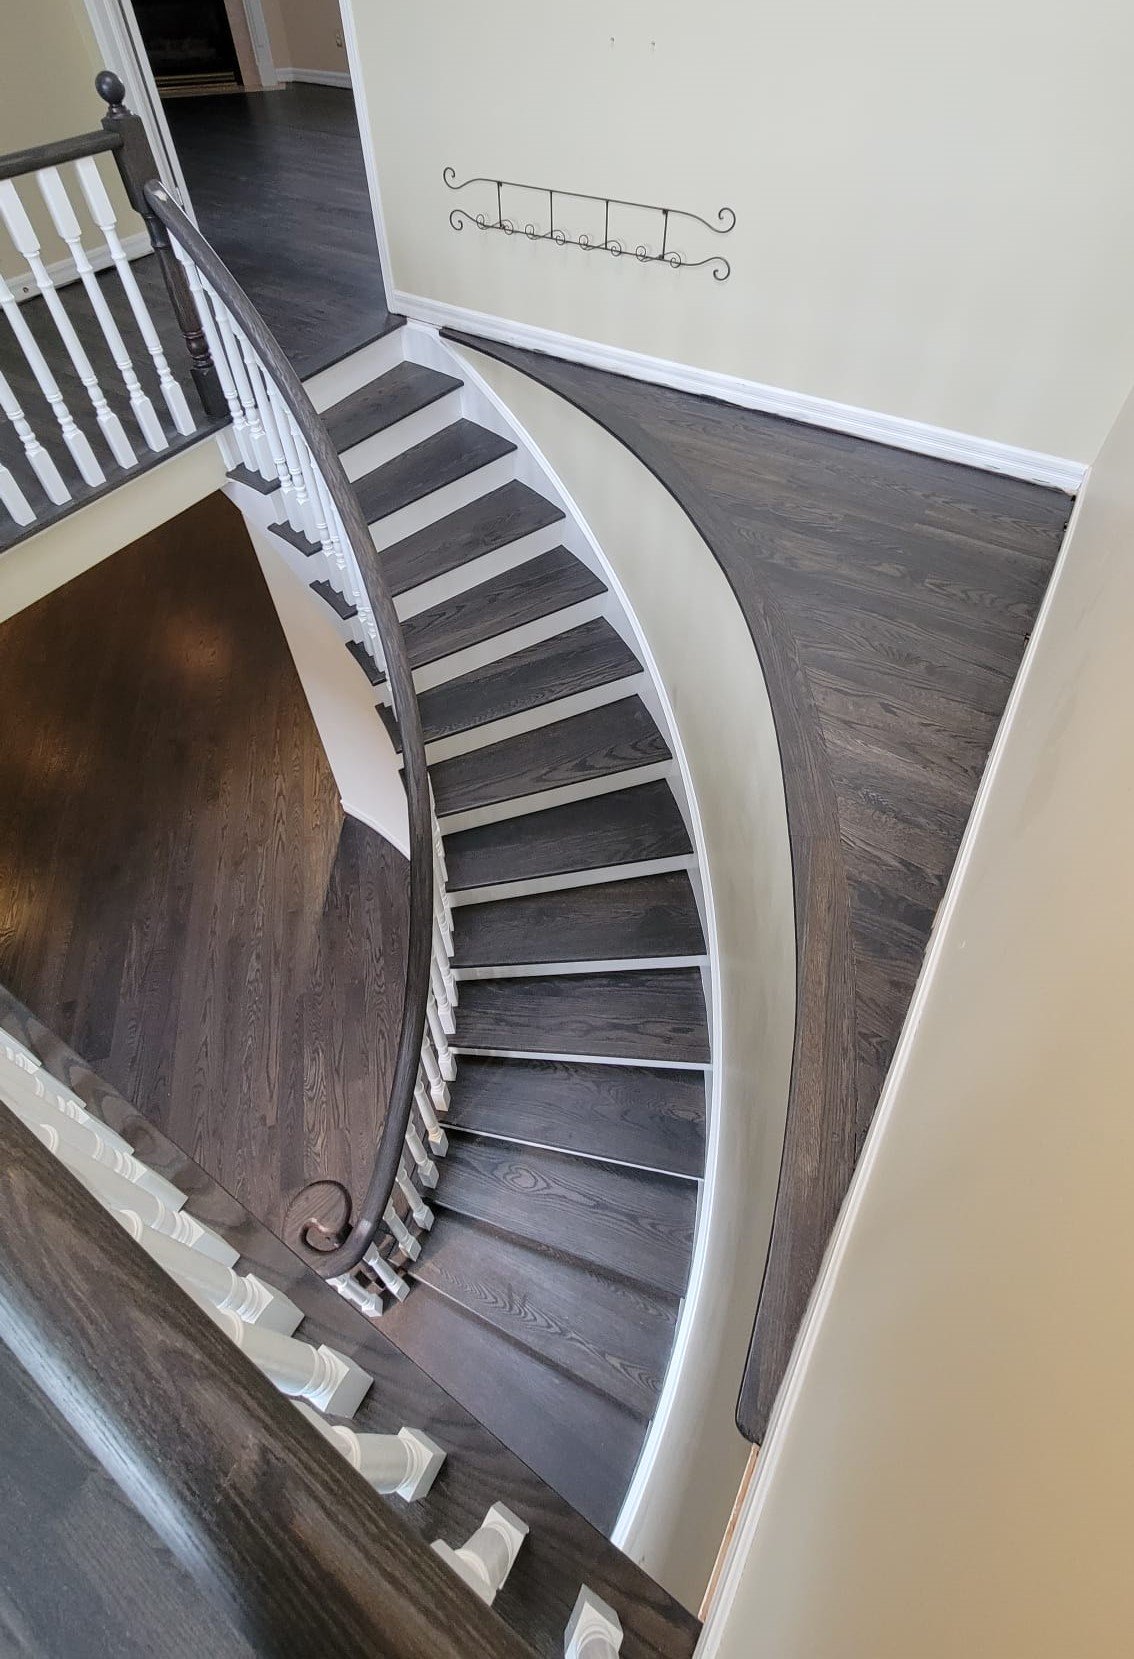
[90,73,435,1285]
[0,1101,531,1656]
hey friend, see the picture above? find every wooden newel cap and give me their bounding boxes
[95,70,127,111]
[284,1180,353,1255]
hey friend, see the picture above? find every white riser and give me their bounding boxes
[445,1125,702,1183]
[394,519,568,621]
[409,595,608,696]
[448,854,697,907]
[304,327,408,412]
[369,452,516,552]
[437,760,676,837]
[453,955,708,981]
[422,673,648,766]
[451,1044,709,1073]
[341,389,463,482]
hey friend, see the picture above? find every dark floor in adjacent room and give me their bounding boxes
[0,492,408,1239]
[165,84,391,377]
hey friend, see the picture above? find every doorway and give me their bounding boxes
[130,0,244,97]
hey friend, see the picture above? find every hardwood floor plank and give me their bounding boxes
[400,547,604,670]
[455,970,710,1063]
[453,872,704,966]
[380,482,565,596]
[354,421,515,524]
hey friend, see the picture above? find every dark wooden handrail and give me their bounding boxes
[0,1100,531,1656]
[0,128,122,182]
[88,72,436,1285]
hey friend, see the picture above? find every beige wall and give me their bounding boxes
[348,0,1134,465]
[0,0,137,275]
[261,0,348,77]
[699,384,1134,1655]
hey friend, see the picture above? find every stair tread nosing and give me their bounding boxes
[383,619,642,749]
[435,1135,697,1301]
[323,360,463,454]
[454,968,710,1064]
[446,1055,706,1178]
[380,1280,645,1536]
[444,780,692,890]
[431,696,672,819]
[380,480,565,597]
[400,546,605,671]
[354,419,516,524]
[453,871,705,967]
[407,1210,678,1420]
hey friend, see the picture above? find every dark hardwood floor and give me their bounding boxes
[443,332,1072,1433]
[165,85,391,377]
[0,491,409,1241]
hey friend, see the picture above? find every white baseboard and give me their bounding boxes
[277,66,351,89]
[393,290,1087,493]
[10,230,152,305]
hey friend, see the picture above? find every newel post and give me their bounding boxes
[94,70,227,422]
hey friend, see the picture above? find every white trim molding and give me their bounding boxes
[9,230,151,305]
[277,67,352,89]
[393,292,1087,493]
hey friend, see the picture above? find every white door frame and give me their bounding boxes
[240,0,281,89]
[80,0,197,217]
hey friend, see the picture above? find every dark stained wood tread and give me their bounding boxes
[400,547,605,670]
[346,637,384,685]
[454,969,710,1064]
[381,1282,647,1536]
[380,481,565,595]
[385,619,642,749]
[271,517,320,556]
[323,360,462,454]
[444,781,692,891]
[227,463,279,495]
[431,697,671,818]
[446,1056,706,1178]
[354,420,516,524]
[453,872,705,967]
[406,1211,678,1419]
[310,577,357,620]
[433,1134,697,1299]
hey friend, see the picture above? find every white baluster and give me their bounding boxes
[403,1119,438,1190]
[199,279,274,481]
[414,1079,448,1153]
[396,1163,434,1231]
[329,1269,386,1318]
[74,157,195,437]
[117,1211,304,1334]
[203,1305,372,1416]
[294,1402,445,1499]
[383,1200,421,1262]
[419,1035,450,1114]
[240,346,299,528]
[257,369,310,536]
[0,362,67,505]
[427,990,456,1083]
[430,955,456,1037]
[50,1142,238,1265]
[2,1079,184,1210]
[0,179,135,468]
[0,269,103,486]
[433,914,457,1007]
[565,1588,624,1658]
[36,167,166,453]
[0,461,33,526]
[173,248,246,469]
[288,414,329,548]
[362,1243,409,1302]
[432,1504,529,1605]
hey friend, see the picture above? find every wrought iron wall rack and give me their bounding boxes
[443,170,735,281]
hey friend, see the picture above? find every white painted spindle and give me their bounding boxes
[362,1243,409,1302]
[173,249,246,469]
[414,1079,448,1151]
[419,1035,449,1113]
[565,1589,624,1658]
[36,167,166,453]
[328,1269,386,1318]
[74,156,195,436]
[395,1163,434,1231]
[0,361,67,506]
[117,1211,304,1333]
[51,1144,238,1265]
[0,179,135,468]
[0,269,103,486]
[403,1119,438,1189]
[199,277,274,481]
[0,460,32,526]
[427,989,456,1083]
[432,1504,529,1605]
[203,1304,372,1416]
[383,1199,421,1261]
[294,1402,446,1499]
[2,1080,184,1209]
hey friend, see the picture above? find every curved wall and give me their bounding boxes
[452,344,796,1609]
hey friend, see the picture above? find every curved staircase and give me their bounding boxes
[285,322,713,1537]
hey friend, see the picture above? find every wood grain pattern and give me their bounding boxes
[453,872,704,966]
[400,547,605,670]
[455,970,710,1063]
[355,421,515,524]
[446,1056,705,1177]
[431,697,670,817]
[323,362,462,453]
[0,983,702,1655]
[443,331,1069,1439]
[380,482,565,596]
